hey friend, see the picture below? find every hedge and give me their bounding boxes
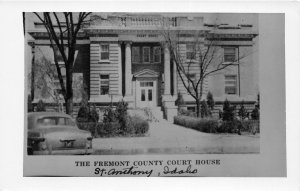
[77,115,149,137]
[174,116,219,133]
[174,115,260,134]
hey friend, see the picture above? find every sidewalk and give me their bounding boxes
[92,120,260,155]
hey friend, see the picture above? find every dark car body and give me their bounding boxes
[27,112,93,155]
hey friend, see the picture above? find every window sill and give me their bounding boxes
[185,59,198,63]
[98,60,110,64]
[222,61,239,65]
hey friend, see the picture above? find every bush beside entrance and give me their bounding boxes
[76,100,149,137]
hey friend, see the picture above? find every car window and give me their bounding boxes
[37,117,76,127]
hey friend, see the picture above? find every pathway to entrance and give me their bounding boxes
[93,119,260,155]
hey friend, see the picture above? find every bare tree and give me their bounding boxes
[28,54,87,111]
[161,27,252,117]
[33,12,91,114]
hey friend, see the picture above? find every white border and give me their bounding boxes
[0,1,299,190]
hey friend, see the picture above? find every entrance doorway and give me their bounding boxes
[136,81,157,108]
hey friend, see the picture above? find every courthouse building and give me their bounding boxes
[27,13,259,121]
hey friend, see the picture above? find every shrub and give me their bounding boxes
[89,105,99,122]
[77,122,121,137]
[251,93,260,120]
[251,107,259,120]
[77,122,98,136]
[127,115,149,135]
[115,100,128,130]
[222,99,235,121]
[76,100,90,122]
[174,116,219,133]
[238,100,248,120]
[103,106,117,123]
[36,100,46,112]
[218,120,242,134]
[218,120,260,134]
[200,100,209,118]
[175,92,185,107]
[178,108,196,117]
[206,91,215,116]
[240,120,260,134]
[96,122,121,137]
[28,95,34,112]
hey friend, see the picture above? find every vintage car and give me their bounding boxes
[27,112,93,155]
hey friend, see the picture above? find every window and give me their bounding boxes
[187,73,196,83]
[100,75,109,95]
[153,47,161,63]
[186,44,195,60]
[141,89,145,101]
[37,117,75,127]
[52,46,68,65]
[225,75,238,95]
[187,106,196,112]
[132,47,140,63]
[143,47,150,63]
[53,68,66,95]
[224,47,236,62]
[99,44,109,62]
[140,81,153,87]
[148,89,152,101]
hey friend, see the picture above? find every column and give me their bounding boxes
[29,41,35,102]
[117,42,122,95]
[173,60,177,96]
[125,42,132,96]
[164,45,171,95]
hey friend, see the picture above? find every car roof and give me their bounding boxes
[27,112,72,119]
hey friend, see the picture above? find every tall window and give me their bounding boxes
[52,46,68,64]
[186,44,195,60]
[132,47,140,63]
[143,47,150,63]
[186,73,196,93]
[225,75,238,95]
[224,47,236,62]
[153,47,161,63]
[100,75,109,95]
[99,44,109,62]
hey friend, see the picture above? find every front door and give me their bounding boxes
[136,81,157,108]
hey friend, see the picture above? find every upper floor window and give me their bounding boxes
[187,73,197,83]
[153,47,161,63]
[225,75,237,95]
[186,73,196,93]
[132,47,140,63]
[99,44,109,62]
[143,47,150,63]
[224,47,236,62]
[100,75,109,95]
[186,44,196,60]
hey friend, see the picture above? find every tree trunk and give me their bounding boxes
[30,45,35,102]
[65,49,75,115]
[196,99,200,118]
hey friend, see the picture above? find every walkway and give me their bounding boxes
[92,119,260,155]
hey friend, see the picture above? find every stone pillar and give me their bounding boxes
[173,60,177,96]
[124,41,134,108]
[29,41,35,102]
[125,42,132,96]
[162,45,177,122]
[117,42,122,96]
[164,45,171,95]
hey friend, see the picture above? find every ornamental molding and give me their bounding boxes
[133,69,159,78]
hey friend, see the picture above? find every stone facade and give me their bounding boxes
[28,13,259,121]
